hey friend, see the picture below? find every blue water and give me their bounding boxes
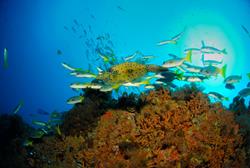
[1,0,250,124]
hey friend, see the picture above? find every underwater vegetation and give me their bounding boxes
[14,86,249,168]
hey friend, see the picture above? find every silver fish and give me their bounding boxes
[124,51,138,61]
[67,96,84,104]
[182,75,208,82]
[224,75,242,84]
[157,29,185,46]
[70,83,102,89]
[200,41,227,55]
[61,62,81,71]
[100,85,113,92]
[145,85,155,89]
[181,63,203,73]
[162,51,192,68]
[208,92,229,101]
[200,64,227,78]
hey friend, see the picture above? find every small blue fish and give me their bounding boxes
[64,26,69,31]
[238,88,250,97]
[117,5,126,11]
[241,25,250,38]
[57,49,63,55]
[37,108,49,115]
[72,26,77,33]
[90,14,96,19]
[73,19,80,26]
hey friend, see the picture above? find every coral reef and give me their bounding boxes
[26,86,248,168]
[229,96,250,165]
[62,89,112,136]
[26,136,86,168]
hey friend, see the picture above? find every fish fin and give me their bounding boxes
[88,64,92,72]
[175,70,184,80]
[201,40,205,47]
[73,68,84,73]
[219,64,227,78]
[247,82,250,87]
[222,48,227,55]
[168,53,178,58]
[56,125,62,136]
[112,84,120,91]
[184,50,192,63]
[201,54,205,65]
[142,78,151,85]
[171,40,177,44]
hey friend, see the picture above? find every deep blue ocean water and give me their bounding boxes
[1,0,250,124]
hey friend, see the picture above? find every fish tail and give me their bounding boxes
[222,48,227,55]
[112,84,120,90]
[219,64,227,78]
[247,73,250,79]
[142,78,151,85]
[175,70,184,80]
[201,40,205,47]
[184,50,192,63]
[56,125,62,136]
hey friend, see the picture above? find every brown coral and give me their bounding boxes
[28,86,247,168]
[27,136,86,168]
